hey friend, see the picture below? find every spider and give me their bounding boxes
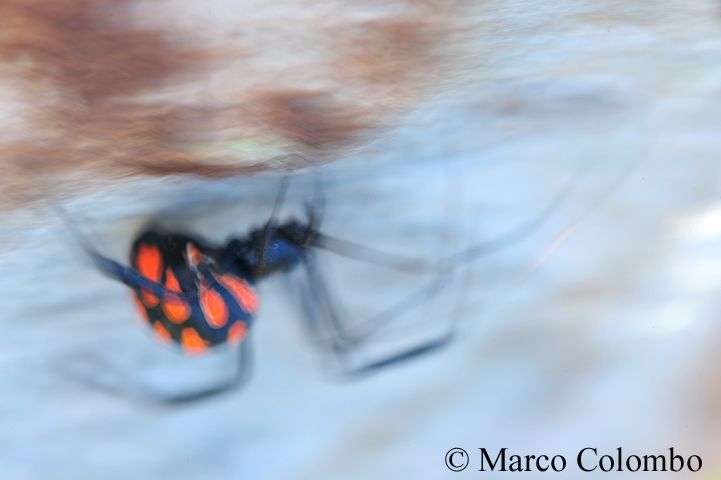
[57,171,565,404]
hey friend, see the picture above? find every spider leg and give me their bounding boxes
[304,169,326,238]
[298,252,353,352]
[342,332,454,376]
[300,251,457,375]
[163,339,254,404]
[256,174,290,277]
[88,250,176,299]
[59,337,254,405]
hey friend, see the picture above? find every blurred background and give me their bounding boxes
[1,0,721,478]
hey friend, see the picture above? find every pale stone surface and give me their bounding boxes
[1,1,721,479]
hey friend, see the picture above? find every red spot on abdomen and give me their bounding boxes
[227,321,248,345]
[217,274,259,315]
[199,283,228,328]
[134,244,163,307]
[133,294,150,323]
[162,268,191,324]
[181,327,208,355]
[186,243,203,269]
[154,322,172,344]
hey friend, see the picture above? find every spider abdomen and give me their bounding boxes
[130,231,258,355]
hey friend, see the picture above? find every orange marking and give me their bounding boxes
[141,289,159,308]
[163,298,190,324]
[135,244,163,307]
[186,243,203,268]
[227,321,248,345]
[199,283,228,328]
[181,327,208,355]
[136,244,163,280]
[133,293,150,322]
[217,274,259,315]
[162,268,191,324]
[153,322,172,344]
[164,268,182,292]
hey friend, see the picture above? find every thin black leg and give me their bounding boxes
[303,169,326,245]
[59,338,254,405]
[300,252,457,375]
[257,174,290,277]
